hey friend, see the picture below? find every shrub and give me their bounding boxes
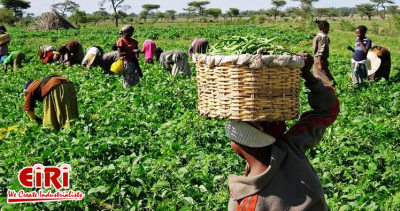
[339,20,355,32]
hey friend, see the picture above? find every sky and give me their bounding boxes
[24,0,388,16]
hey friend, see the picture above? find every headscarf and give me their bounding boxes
[23,80,34,92]
[119,25,134,35]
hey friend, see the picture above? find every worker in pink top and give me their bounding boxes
[141,40,156,64]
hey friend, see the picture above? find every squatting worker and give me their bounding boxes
[39,45,56,64]
[116,25,143,88]
[188,38,208,62]
[23,75,79,131]
[56,40,84,67]
[226,52,340,210]
[3,51,25,73]
[313,20,336,87]
[154,47,191,77]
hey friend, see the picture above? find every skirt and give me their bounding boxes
[43,83,79,131]
[122,61,140,89]
[313,57,335,86]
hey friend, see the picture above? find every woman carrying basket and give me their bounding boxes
[226,52,339,210]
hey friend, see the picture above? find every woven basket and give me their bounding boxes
[0,34,11,45]
[196,53,304,121]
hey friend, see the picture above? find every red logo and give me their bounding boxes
[7,164,84,203]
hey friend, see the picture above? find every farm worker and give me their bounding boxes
[116,25,143,89]
[347,25,372,85]
[98,51,119,75]
[370,45,391,81]
[188,38,208,62]
[3,51,25,73]
[56,40,84,67]
[0,26,10,58]
[81,46,104,69]
[39,45,56,64]
[154,47,192,77]
[141,40,156,64]
[23,75,78,131]
[226,52,339,211]
[312,20,336,87]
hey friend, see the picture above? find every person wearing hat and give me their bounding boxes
[81,46,104,69]
[226,52,340,211]
[23,75,78,131]
[154,47,192,77]
[347,25,372,85]
[3,51,25,73]
[55,40,84,67]
[39,45,57,64]
[370,45,390,81]
[116,25,143,89]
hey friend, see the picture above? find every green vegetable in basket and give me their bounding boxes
[208,35,288,55]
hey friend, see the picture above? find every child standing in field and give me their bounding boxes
[347,25,372,85]
[312,20,336,86]
[226,52,340,210]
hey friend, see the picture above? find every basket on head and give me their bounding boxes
[195,51,304,122]
[0,33,11,45]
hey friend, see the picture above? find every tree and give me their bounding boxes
[206,8,222,20]
[227,8,239,20]
[69,8,87,25]
[138,10,149,22]
[370,0,395,19]
[356,3,375,20]
[165,10,177,22]
[387,5,399,16]
[271,0,286,21]
[315,8,332,19]
[0,7,17,25]
[93,7,109,22]
[51,0,79,17]
[153,11,165,23]
[292,0,318,17]
[0,0,30,18]
[99,0,130,27]
[138,4,160,22]
[183,7,196,21]
[188,1,210,16]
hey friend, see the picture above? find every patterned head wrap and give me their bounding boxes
[119,25,134,35]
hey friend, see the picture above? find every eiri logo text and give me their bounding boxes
[7,164,84,203]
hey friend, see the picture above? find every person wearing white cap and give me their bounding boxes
[226,53,340,211]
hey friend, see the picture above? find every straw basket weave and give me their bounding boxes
[195,53,304,121]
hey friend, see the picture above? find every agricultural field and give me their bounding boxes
[1,20,400,210]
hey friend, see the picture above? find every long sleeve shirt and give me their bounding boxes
[313,32,330,59]
[159,50,192,77]
[228,80,340,211]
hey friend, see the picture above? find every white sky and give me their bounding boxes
[24,0,394,16]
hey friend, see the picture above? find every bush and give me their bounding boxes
[339,20,355,32]
[250,14,269,24]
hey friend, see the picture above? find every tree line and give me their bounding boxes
[0,0,398,26]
